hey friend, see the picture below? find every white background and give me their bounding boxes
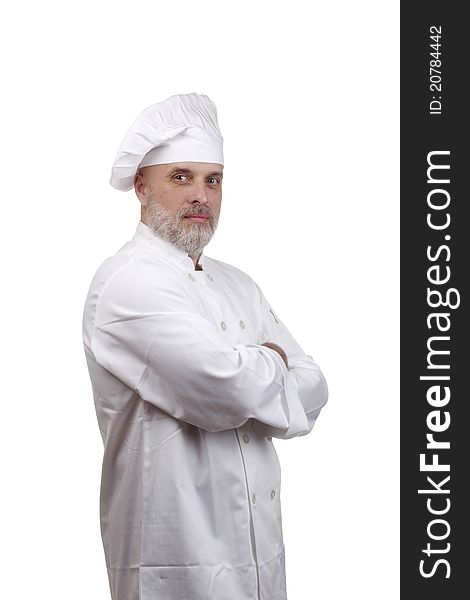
[1,1,399,598]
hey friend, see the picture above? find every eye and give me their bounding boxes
[174,174,190,182]
[207,177,221,185]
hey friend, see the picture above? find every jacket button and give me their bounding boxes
[220,321,227,331]
[271,489,276,500]
[188,273,195,281]
[206,273,214,281]
[239,320,246,329]
[252,493,257,506]
[242,433,250,443]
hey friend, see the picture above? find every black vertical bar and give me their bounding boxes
[401,3,469,598]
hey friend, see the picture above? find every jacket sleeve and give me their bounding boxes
[249,284,328,440]
[86,256,315,435]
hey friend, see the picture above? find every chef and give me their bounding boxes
[82,93,328,600]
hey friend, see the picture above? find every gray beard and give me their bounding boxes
[146,190,218,257]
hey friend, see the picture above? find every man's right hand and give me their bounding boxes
[261,341,289,369]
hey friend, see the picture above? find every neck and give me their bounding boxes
[192,253,203,270]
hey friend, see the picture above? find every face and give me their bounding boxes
[135,162,223,258]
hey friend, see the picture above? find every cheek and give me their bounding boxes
[211,193,222,217]
[158,189,188,211]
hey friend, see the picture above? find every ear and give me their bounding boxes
[134,170,149,207]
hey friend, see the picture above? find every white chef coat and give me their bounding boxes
[82,221,328,600]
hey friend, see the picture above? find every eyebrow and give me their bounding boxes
[166,166,224,178]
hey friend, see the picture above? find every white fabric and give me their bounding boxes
[110,93,224,192]
[82,222,328,600]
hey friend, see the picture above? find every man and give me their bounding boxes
[83,93,328,600]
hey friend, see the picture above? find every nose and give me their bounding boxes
[190,181,209,204]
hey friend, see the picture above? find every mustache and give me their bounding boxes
[180,205,215,219]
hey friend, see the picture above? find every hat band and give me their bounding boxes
[139,126,224,168]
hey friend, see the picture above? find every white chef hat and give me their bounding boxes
[110,93,224,191]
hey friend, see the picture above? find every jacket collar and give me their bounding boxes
[132,221,206,271]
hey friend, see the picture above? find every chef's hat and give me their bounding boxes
[110,93,224,191]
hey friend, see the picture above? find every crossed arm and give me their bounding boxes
[88,259,327,439]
